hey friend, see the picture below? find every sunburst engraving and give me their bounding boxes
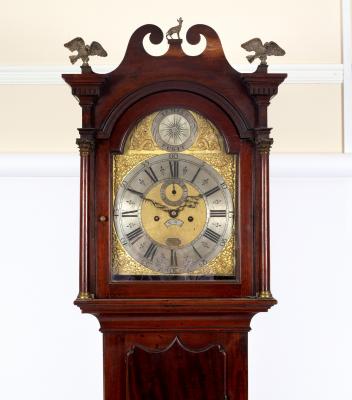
[152,108,197,152]
[159,114,189,144]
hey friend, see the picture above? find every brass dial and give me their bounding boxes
[140,180,207,248]
[114,153,233,274]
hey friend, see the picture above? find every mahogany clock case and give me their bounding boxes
[62,23,286,400]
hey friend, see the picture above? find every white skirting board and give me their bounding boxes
[1,153,352,178]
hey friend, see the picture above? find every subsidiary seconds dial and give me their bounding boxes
[114,154,234,274]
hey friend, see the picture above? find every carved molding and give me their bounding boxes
[62,74,107,111]
[247,85,279,97]
[241,73,286,99]
[127,336,225,355]
[73,86,101,97]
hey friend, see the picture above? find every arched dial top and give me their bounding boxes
[114,153,234,274]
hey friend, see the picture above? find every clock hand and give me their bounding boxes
[143,197,170,213]
[128,189,202,214]
[182,194,203,206]
[127,188,170,212]
[174,195,202,212]
[186,194,203,201]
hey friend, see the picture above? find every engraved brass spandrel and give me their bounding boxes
[112,227,160,276]
[188,112,222,152]
[128,113,157,152]
[192,237,234,276]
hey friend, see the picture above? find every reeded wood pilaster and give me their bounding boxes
[77,137,95,299]
[255,135,273,298]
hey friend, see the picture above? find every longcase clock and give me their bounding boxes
[63,23,286,400]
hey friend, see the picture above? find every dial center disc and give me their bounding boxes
[140,181,207,248]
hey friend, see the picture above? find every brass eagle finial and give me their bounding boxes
[64,37,108,66]
[241,38,285,65]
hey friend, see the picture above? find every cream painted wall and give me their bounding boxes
[270,85,343,152]
[0,0,342,64]
[0,0,346,152]
[1,85,80,152]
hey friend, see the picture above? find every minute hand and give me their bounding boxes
[175,194,203,212]
[186,194,203,201]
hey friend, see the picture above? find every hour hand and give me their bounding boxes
[127,188,170,212]
[143,197,170,212]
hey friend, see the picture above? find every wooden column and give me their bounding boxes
[76,92,97,300]
[62,70,106,300]
[255,135,273,298]
[242,65,285,299]
[75,87,97,300]
[76,136,95,299]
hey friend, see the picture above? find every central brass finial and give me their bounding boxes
[166,17,183,40]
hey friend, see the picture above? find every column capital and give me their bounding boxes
[76,137,95,156]
[255,136,273,154]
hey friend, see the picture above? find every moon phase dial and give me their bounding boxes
[152,108,198,152]
[114,153,234,274]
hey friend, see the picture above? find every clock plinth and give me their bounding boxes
[63,23,286,400]
[75,298,276,399]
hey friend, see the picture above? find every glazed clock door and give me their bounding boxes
[94,89,256,299]
[108,107,238,284]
